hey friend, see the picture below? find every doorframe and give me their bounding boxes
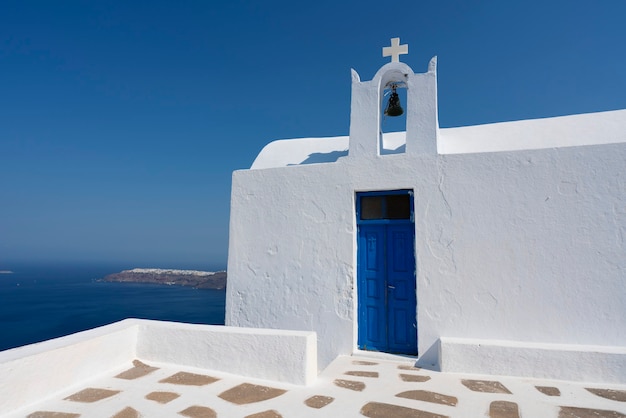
[354,189,417,355]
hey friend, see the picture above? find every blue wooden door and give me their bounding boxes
[386,224,417,353]
[357,191,417,355]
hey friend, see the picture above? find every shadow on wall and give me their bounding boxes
[290,143,406,166]
[416,340,441,371]
[293,150,348,165]
[381,143,405,155]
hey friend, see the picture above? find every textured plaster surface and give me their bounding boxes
[252,108,626,169]
[0,319,316,415]
[227,141,626,375]
[136,320,317,385]
[0,321,138,414]
[441,338,626,383]
[227,59,626,378]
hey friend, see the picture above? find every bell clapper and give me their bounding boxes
[384,82,404,117]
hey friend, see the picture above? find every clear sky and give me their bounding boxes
[1,1,625,270]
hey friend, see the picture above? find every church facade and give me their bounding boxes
[225,39,626,383]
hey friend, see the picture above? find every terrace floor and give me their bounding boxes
[11,355,626,418]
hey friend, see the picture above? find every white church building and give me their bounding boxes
[225,38,626,382]
[1,38,626,416]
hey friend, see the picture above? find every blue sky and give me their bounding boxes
[1,1,625,270]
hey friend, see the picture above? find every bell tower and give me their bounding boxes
[348,38,439,157]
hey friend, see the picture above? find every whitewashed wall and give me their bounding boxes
[226,141,626,380]
[0,320,317,415]
[137,320,317,385]
[226,59,626,381]
[0,321,138,415]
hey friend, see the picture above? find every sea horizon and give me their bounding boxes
[0,262,226,352]
[0,259,227,274]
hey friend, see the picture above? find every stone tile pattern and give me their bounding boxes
[179,405,217,418]
[20,357,626,418]
[115,360,159,380]
[145,391,180,404]
[64,388,121,403]
[244,410,282,418]
[353,360,378,365]
[361,401,448,418]
[462,379,512,394]
[586,388,626,402]
[345,370,379,378]
[304,395,334,409]
[334,378,366,391]
[396,389,458,406]
[536,386,561,396]
[111,406,140,418]
[159,371,219,386]
[400,373,431,382]
[398,364,421,370]
[559,406,626,418]
[218,383,287,405]
[489,400,520,418]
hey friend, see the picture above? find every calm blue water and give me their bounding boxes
[0,264,226,352]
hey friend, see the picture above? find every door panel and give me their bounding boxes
[358,222,417,355]
[387,224,417,354]
[392,307,410,344]
[358,226,386,350]
[391,230,408,270]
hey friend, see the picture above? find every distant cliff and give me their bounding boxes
[101,268,226,290]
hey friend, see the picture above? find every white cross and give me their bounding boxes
[382,37,408,63]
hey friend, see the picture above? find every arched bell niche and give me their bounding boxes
[379,68,409,155]
[349,59,438,158]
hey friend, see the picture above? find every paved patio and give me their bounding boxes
[11,355,626,417]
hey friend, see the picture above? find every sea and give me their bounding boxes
[0,263,226,352]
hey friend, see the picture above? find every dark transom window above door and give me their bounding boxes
[357,190,413,221]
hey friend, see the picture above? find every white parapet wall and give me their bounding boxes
[136,320,317,385]
[0,319,317,416]
[440,337,626,384]
[0,320,138,415]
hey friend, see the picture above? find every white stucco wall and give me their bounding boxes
[227,59,626,381]
[0,320,138,415]
[226,141,626,379]
[0,319,317,415]
[250,108,626,169]
[137,320,317,385]
[440,337,626,384]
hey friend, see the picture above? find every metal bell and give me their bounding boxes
[384,84,404,117]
